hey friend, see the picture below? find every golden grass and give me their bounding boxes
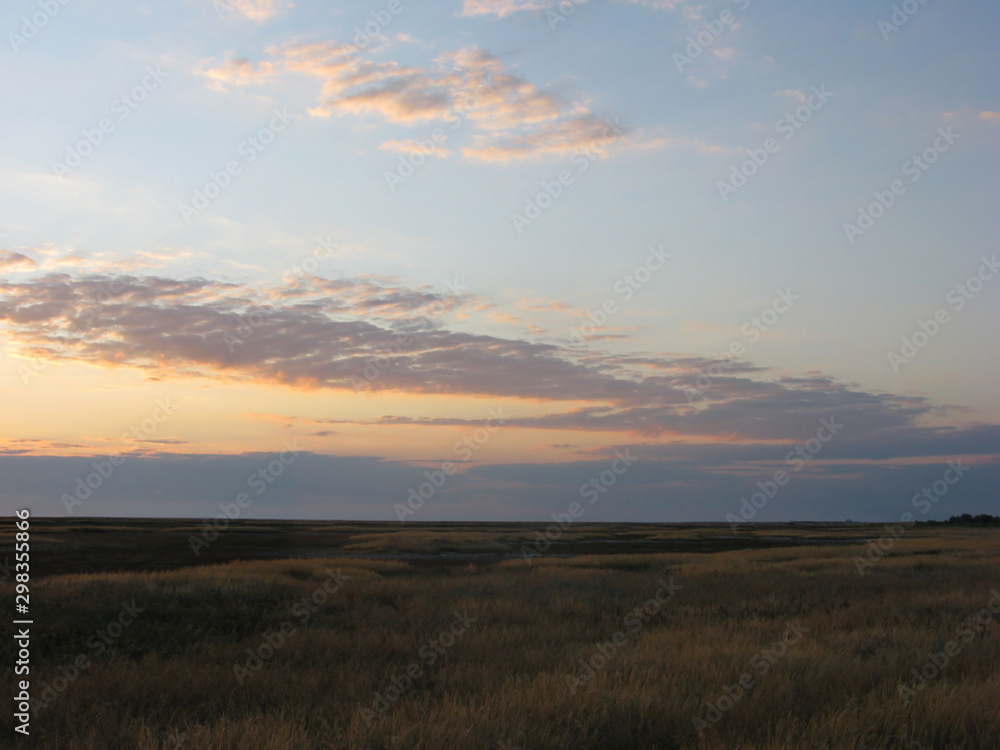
[3,528,999,749]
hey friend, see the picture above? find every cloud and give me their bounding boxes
[4,270,996,458]
[312,378,938,446]
[216,0,291,21]
[0,271,669,403]
[460,0,691,19]
[0,250,37,273]
[517,297,572,313]
[460,0,551,18]
[775,89,808,103]
[379,138,451,157]
[1,246,205,275]
[201,57,280,90]
[682,45,745,89]
[200,43,642,161]
[460,113,628,163]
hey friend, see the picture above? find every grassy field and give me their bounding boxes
[2,521,999,749]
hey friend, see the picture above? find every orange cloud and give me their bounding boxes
[215,0,291,21]
[379,138,451,157]
[201,43,641,162]
[460,0,691,18]
[518,298,572,313]
[0,250,37,273]
[0,270,973,450]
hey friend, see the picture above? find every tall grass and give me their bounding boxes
[3,528,998,749]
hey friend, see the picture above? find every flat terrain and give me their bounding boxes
[2,521,998,749]
[7,518,870,577]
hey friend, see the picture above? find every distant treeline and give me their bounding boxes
[935,514,1000,526]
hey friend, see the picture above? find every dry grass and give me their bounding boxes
[2,526,999,749]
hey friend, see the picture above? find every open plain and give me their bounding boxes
[2,520,998,749]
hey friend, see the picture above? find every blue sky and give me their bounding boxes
[0,0,997,521]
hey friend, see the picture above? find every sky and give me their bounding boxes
[0,0,997,522]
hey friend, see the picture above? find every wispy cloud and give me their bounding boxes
[459,0,692,18]
[459,0,551,18]
[201,43,663,161]
[214,0,292,21]
[379,138,451,157]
